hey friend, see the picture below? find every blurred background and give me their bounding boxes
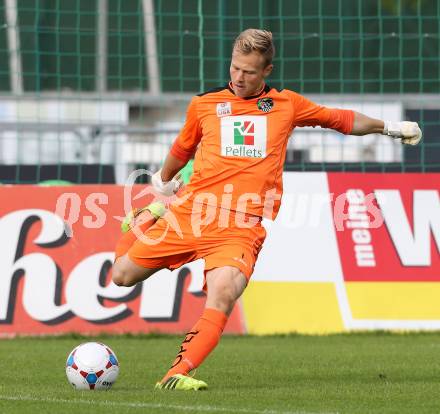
[0,0,438,185]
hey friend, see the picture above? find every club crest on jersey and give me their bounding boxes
[216,102,232,117]
[220,116,267,158]
[257,97,274,113]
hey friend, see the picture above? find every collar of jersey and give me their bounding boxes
[227,82,271,100]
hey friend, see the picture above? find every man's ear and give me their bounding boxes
[263,64,273,78]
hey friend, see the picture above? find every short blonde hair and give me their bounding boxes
[233,29,275,67]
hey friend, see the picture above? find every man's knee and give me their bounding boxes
[206,267,247,314]
[112,255,159,287]
[207,288,237,315]
[212,283,237,305]
[112,263,136,287]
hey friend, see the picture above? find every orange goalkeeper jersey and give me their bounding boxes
[170,83,354,220]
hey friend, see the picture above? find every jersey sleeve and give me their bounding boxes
[288,91,354,135]
[170,97,203,162]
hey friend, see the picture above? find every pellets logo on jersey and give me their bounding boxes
[257,98,274,113]
[220,116,267,158]
[234,120,255,145]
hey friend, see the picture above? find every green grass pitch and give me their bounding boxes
[0,333,439,414]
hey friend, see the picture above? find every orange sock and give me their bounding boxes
[114,210,157,260]
[162,308,228,381]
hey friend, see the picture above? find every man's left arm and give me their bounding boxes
[290,92,422,146]
[350,112,384,135]
[351,111,422,145]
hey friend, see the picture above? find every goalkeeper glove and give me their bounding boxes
[151,169,182,197]
[383,121,422,145]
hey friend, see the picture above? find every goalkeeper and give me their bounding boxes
[112,28,422,391]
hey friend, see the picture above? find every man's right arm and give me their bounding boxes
[164,96,202,180]
[161,153,187,182]
[151,97,202,196]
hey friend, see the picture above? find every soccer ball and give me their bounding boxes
[66,342,119,390]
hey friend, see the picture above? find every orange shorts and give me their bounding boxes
[128,201,266,280]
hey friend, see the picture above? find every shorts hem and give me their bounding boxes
[128,251,168,270]
[203,258,253,280]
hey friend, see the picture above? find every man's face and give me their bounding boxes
[230,50,273,98]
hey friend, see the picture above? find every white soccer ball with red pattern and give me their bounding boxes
[66,342,119,390]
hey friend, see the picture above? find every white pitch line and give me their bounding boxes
[0,394,338,414]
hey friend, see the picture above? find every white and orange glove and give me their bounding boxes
[383,121,422,145]
[151,169,183,196]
